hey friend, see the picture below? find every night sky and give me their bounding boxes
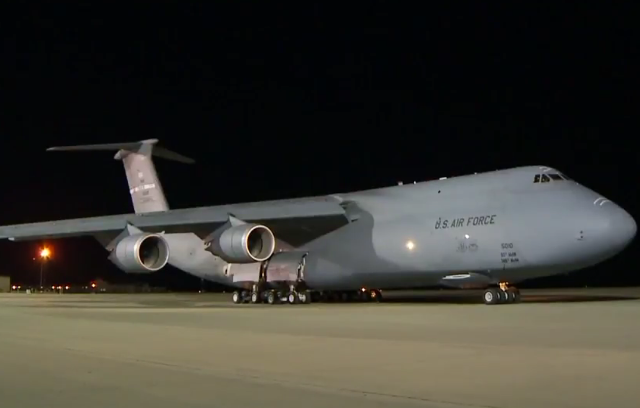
[2,4,638,289]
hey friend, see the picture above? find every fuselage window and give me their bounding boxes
[549,174,563,181]
[541,174,551,183]
[533,174,541,183]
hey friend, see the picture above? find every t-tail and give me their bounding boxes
[47,139,194,214]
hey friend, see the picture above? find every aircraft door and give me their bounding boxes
[265,251,308,283]
[227,262,262,283]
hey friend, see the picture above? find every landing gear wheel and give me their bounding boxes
[250,292,259,304]
[503,289,514,303]
[508,287,521,303]
[232,291,242,304]
[497,290,508,303]
[298,291,310,304]
[287,292,299,304]
[267,291,277,305]
[483,288,500,305]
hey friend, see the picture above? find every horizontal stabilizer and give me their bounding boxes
[47,139,195,164]
[47,139,193,213]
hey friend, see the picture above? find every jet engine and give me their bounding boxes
[109,233,170,273]
[208,223,275,263]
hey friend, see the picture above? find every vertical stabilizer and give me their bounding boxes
[47,139,194,214]
[115,140,169,213]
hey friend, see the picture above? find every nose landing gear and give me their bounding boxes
[483,283,521,305]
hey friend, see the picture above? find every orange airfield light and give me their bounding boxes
[38,247,51,288]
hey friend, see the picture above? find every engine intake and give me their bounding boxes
[109,233,170,273]
[210,223,275,263]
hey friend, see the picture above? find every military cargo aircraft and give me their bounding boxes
[0,140,635,305]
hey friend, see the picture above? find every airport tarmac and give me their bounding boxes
[1,288,640,408]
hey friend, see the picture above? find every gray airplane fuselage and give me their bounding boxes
[6,139,633,296]
[170,166,636,290]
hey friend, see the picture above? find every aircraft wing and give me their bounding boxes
[0,196,349,247]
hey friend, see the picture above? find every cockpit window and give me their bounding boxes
[533,173,567,183]
[559,173,572,180]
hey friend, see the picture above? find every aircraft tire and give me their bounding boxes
[250,292,260,304]
[298,291,310,304]
[267,291,277,305]
[287,292,298,304]
[503,290,515,303]
[508,287,521,303]
[232,291,242,304]
[483,288,500,305]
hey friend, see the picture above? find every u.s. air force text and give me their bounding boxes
[435,215,497,230]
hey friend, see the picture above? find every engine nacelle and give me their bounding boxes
[209,224,275,263]
[109,233,170,273]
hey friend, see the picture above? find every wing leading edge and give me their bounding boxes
[0,196,349,247]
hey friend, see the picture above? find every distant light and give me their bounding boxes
[65,286,69,290]
[406,240,415,250]
[40,247,51,258]
[397,181,403,185]
[52,286,55,289]
[465,234,470,239]
[11,285,16,290]
[91,283,96,288]
[439,177,447,180]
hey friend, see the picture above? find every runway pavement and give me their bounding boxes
[1,288,640,408]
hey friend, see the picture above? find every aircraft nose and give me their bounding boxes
[597,203,636,250]
[622,209,637,243]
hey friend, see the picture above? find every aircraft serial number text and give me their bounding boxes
[500,243,519,263]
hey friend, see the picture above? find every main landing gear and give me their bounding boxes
[483,283,521,305]
[230,287,383,305]
[231,284,312,306]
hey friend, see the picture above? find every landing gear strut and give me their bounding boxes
[483,283,520,305]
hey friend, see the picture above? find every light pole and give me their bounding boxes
[39,247,51,289]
